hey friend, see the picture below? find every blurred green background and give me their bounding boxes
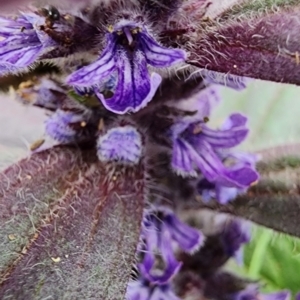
[1,79,300,292]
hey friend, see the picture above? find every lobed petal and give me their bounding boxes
[96,52,161,114]
[220,219,250,258]
[0,45,43,74]
[0,15,32,37]
[140,31,186,67]
[187,139,227,182]
[164,211,204,253]
[197,149,259,203]
[220,166,259,188]
[126,280,150,300]
[67,36,117,87]
[140,227,182,284]
[199,123,248,149]
[0,12,58,74]
[97,125,142,164]
[171,138,197,177]
[221,113,248,130]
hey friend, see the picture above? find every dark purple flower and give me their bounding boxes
[140,208,203,284]
[198,152,259,204]
[171,113,258,190]
[45,108,94,144]
[67,20,186,114]
[33,78,66,110]
[0,13,57,74]
[126,279,180,300]
[16,77,66,110]
[220,219,250,263]
[97,125,142,164]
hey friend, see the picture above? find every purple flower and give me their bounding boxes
[126,279,180,300]
[0,13,57,74]
[234,285,290,300]
[140,208,203,284]
[67,20,186,114]
[220,219,250,264]
[33,78,65,110]
[16,77,66,110]
[171,113,258,191]
[97,125,142,164]
[198,152,259,204]
[45,108,94,144]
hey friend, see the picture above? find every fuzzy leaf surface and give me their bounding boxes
[0,146,144,299]
[188,0,300,85]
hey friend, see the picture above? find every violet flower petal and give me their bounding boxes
[199,125,248,149]
[140,32,186,67]
[0,13,57,74]
[96,54,162,114]
[0,16,32,37]
[126,280,150,300]
[97,126,142,164]
[221,113,248,130]
[261,292,291,300]
[172,138,197,177]
[221,219,250,259]
[66,36,117,87]
[219,166,259,188]
[140,226,182,284]
[186,139,227,182]
[164,212,204,253]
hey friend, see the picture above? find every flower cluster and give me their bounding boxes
[0,1,292,299]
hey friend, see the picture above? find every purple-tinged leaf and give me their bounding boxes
[0,146,144,299]
[187,0,300,85]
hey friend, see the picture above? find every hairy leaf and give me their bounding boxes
[187,0,300,85]
[0,146,144,299]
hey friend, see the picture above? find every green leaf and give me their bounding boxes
[244,226,300,294]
